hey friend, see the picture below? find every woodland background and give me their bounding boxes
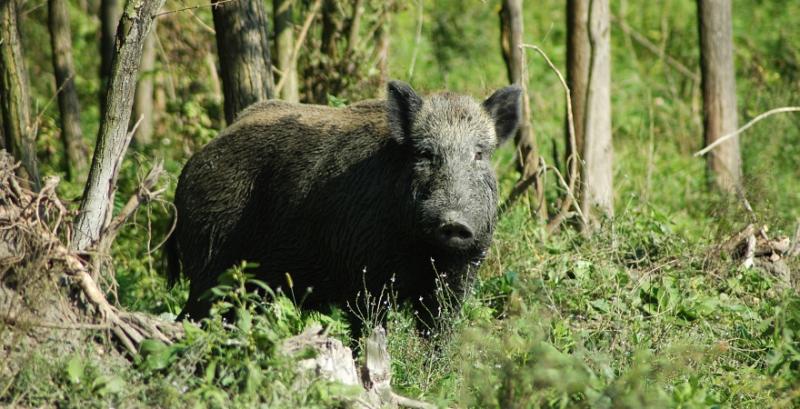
[1,0,800,407]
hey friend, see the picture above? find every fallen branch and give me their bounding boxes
[694,107,800,157]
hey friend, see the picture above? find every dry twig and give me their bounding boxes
[519,44,586,233]
[98,159,166,252]
[154,0,239,17]
[694,107,800,157]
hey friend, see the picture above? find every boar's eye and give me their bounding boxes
[474,150,484,161]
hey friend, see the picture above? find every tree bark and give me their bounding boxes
[132,25,157,145]
[581,0,614,225]
[0,0,40,190]
[0,107,5,150]
[274,0,299,102]
[212,0,275,124]
[49,0,89,180]
[499,0,545,218]
[99,0,121,92]
[697,0,742,193]
[566,0,590,173]
[72,0,165,252]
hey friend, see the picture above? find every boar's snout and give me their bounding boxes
[435,211,475,250]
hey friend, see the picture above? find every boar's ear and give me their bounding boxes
[387,80,423,144]
[482,85,523,146]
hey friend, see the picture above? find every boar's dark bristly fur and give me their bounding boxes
[167,81,522,326]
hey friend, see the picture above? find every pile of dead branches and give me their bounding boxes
[716,223,800,285]
[0,151,182,355]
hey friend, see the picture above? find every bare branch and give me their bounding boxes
[694,107,800,157]
[520,44,586,232]
[610,13,700,83]
[154,0,238,17]
[98,159,165,252]
[406,0,424,81]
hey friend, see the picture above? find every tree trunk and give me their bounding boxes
[566,0,590,174]
[320,0,339,60]
[212,0,275,124]
[72,0,165,252]
[132,25,157,145]
[499,0,545,218]
[274,0,299,102]
[308,0,342,104]
[374,5,391,90]
[0,0,40,190]
[580,0,614,225]
[0,108,5,150]
[346,0,364,54]
[49,0,89,181]
[99,0,121,95]
[697,0,742,193]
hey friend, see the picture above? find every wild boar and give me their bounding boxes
[167,81,521,328]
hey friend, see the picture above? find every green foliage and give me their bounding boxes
[131,262,357,408]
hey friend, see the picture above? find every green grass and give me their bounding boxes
[4,0,800,407]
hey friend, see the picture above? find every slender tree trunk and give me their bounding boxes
[374,6,391,90]
[697,0,742,193]
[212,0,275,124]
[580,0,614,225]
[320,0,339,59]
[346,0,364,54]
[309,0,341,104]
[99,0,121,95]
[499,0,545,218]
[132,25,157,145]
[72,0,165,251]
[274,0,299,102]
[205,49,222,102]
[566,0,590,173]
[49,0,89,180]
[0,0,39,190]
